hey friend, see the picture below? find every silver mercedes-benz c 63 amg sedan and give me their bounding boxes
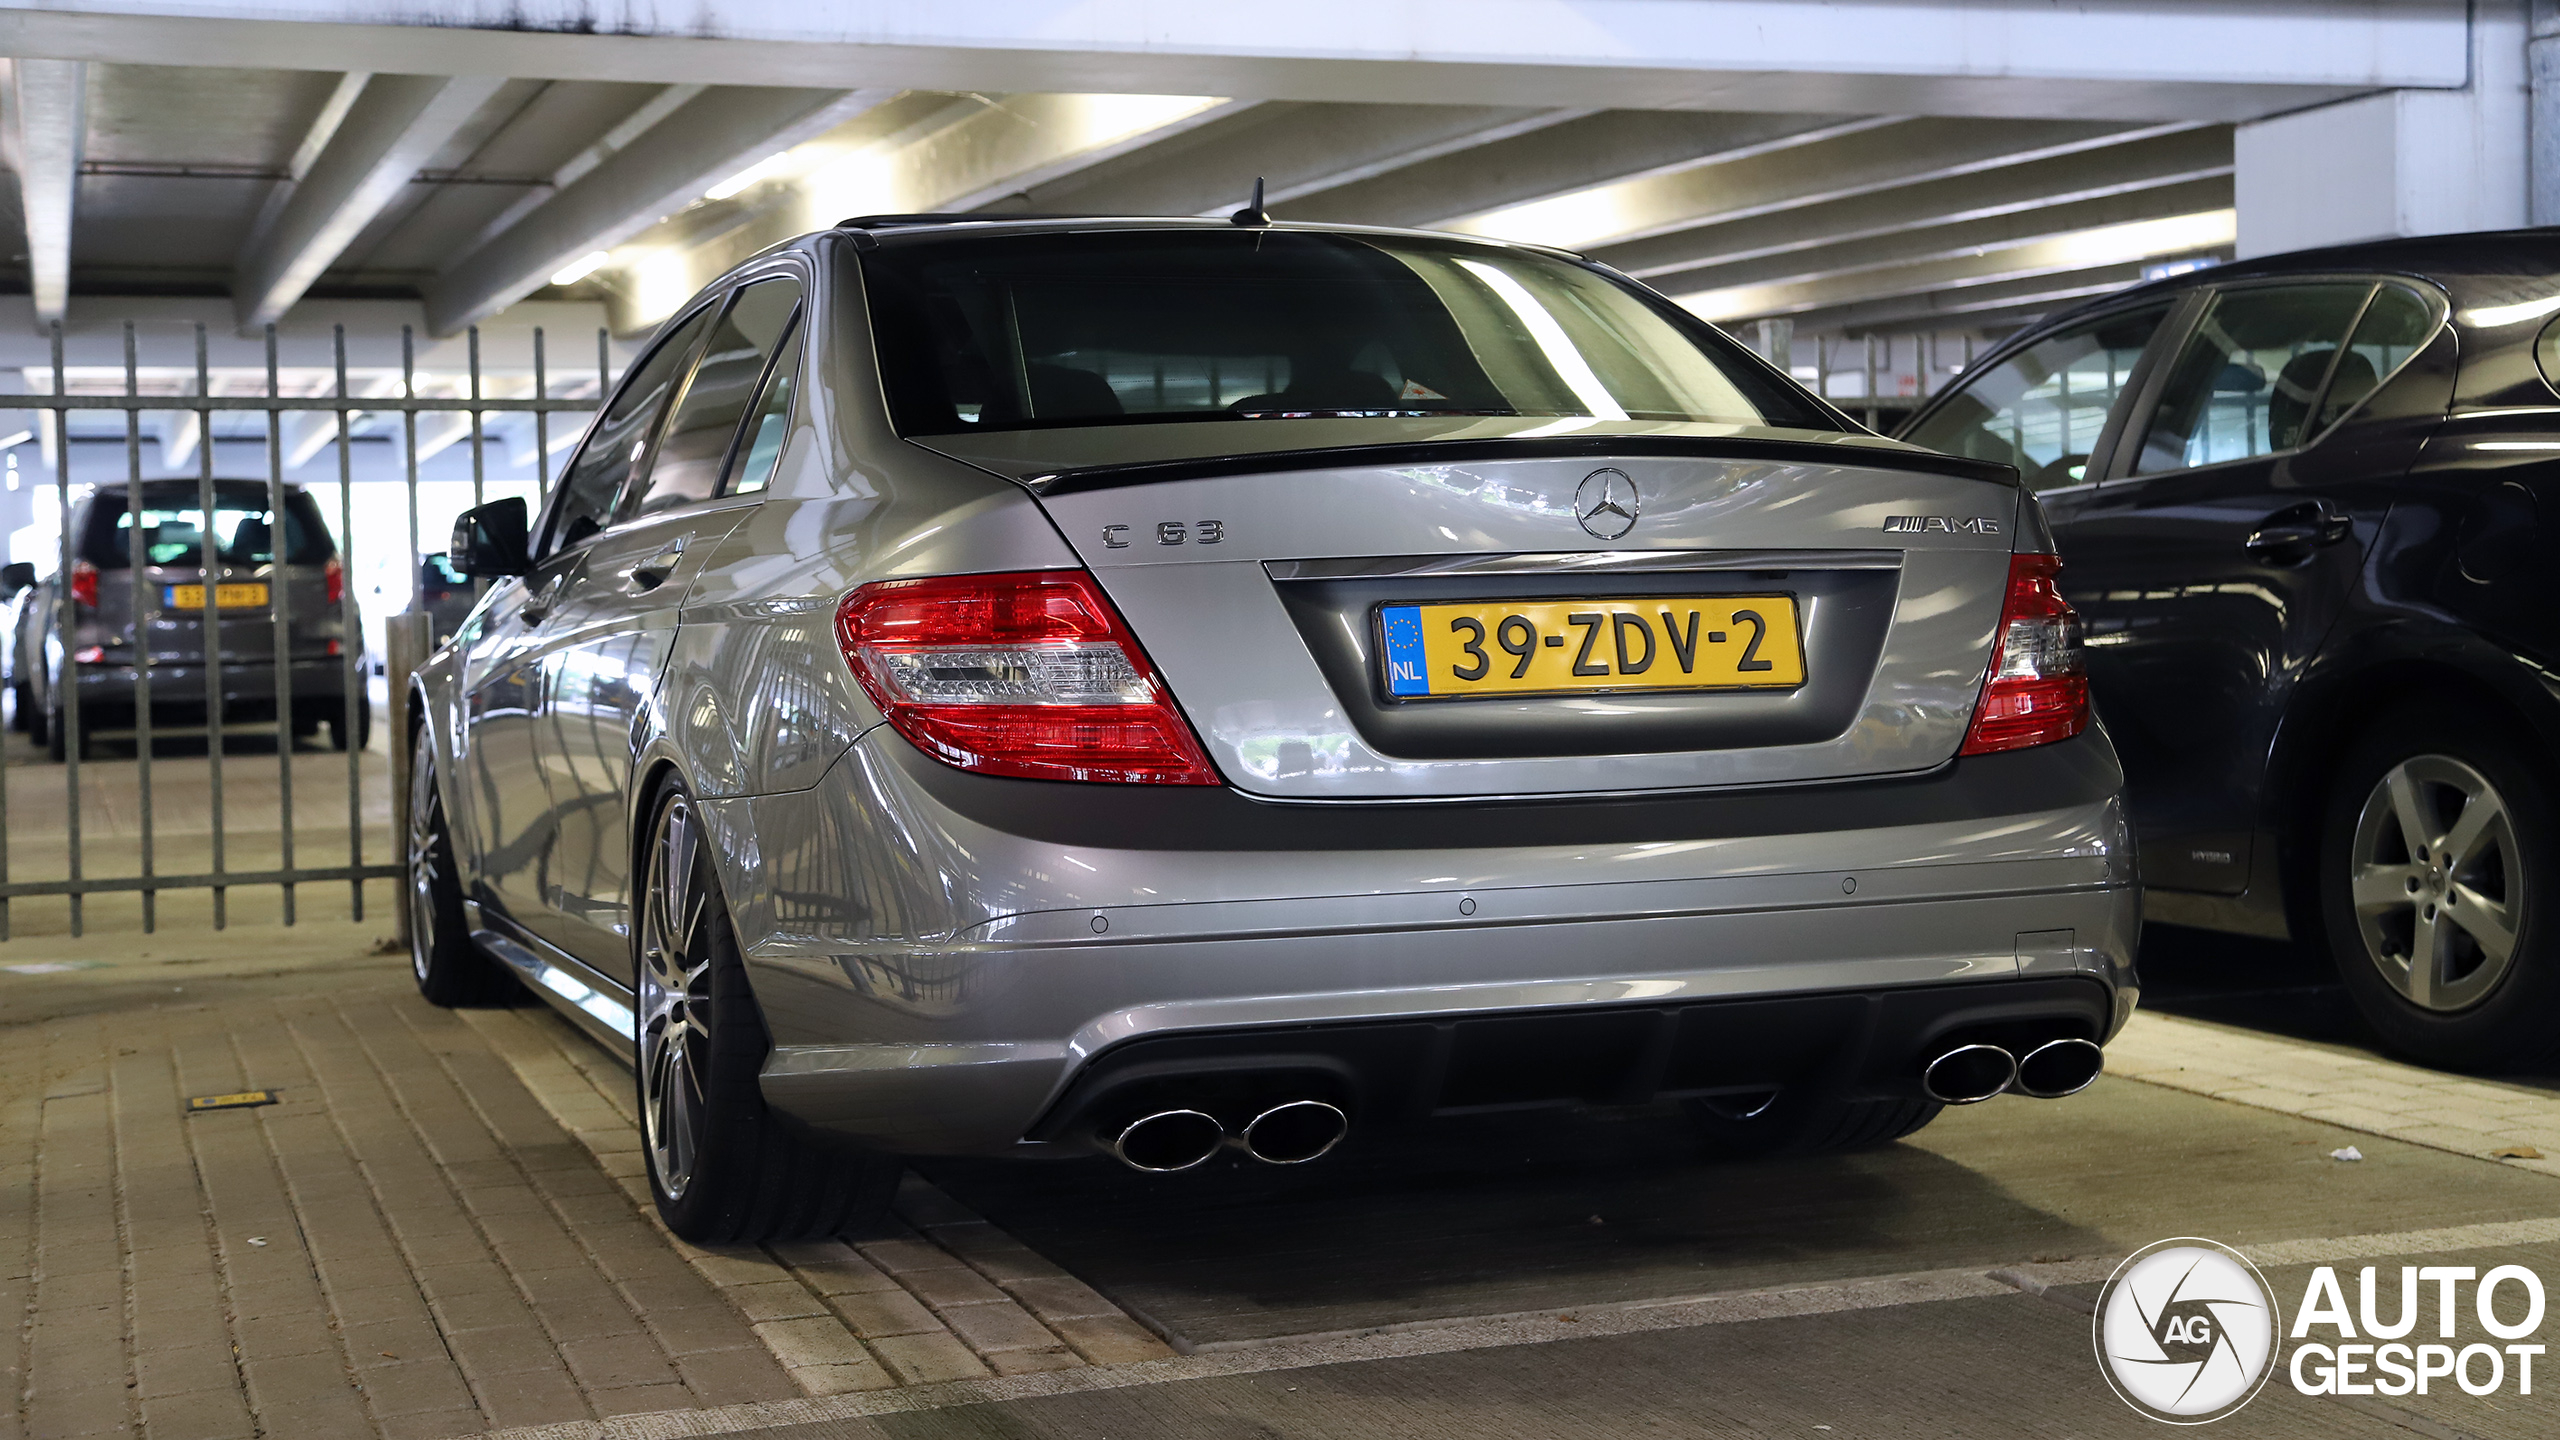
[407,214,2138,1243]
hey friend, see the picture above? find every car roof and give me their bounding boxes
[831,213,1590,261]
[2032,226,2560,336]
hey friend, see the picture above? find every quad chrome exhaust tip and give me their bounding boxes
[1108,1109,1226,1173]
[1238,1100,1349,1165]
[2013,1037,2105,1099]
[1921,1043,2018,1105]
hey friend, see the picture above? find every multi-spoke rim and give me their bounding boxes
[2350,754,2524,1013]
[637,794,715,1203]
[406,733,442,986]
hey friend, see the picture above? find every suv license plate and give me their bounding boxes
[1379,596,1805,699]
[165,583,269,609]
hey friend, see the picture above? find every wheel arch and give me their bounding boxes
[2265,624,2560,933]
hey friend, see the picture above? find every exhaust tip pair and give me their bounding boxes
[1108,1100,1348,1173]
[1921,1037,2104,1105]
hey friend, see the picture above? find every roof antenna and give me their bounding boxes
[1230,177,1271,227]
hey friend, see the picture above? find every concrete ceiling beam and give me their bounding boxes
[1457,117,2203,251]
[1651,174,2232,301]
[987,102,1588,217]
[6,58,88,327]
[1595,126,2233,280]
[231,72,509,332]
[0,1,2467,123]
[1285,110,1878,230]
[1779,263,2158,337]
[422,85,884,336]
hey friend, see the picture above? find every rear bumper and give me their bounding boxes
[67,658,353,719]
[720,727,2141,1157]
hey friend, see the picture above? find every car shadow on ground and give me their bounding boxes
[919,1101,2105,1348]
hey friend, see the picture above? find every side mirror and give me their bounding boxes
[0,562,33,598]
[450,497,531,578]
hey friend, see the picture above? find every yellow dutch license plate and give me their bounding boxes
[1379,595,1805,699]
[165,583,269,610]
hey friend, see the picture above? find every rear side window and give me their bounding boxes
[860,230,1833,435]
[725,321,802,496]
[1901,304,2170,491]
[2129,283,2372,475]
[2314,284,2436,432]
[625,277,804,518]
[544,303,717,555]
[82,486,333,569]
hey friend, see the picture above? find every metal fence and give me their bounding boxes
[0,320,610,939]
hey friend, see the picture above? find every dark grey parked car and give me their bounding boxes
[12,479,366,759]
[407,216,2138,1245]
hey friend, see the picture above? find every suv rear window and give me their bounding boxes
[80,483,336,569]
[860,229,1834,436]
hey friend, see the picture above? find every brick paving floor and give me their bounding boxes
[2,955,1175,1440]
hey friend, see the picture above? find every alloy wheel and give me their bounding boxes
[2349,754,2524,1013]
[406,745,442,986]
[638,795,716,1203]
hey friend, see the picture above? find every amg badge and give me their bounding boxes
[1883,515,2001,535]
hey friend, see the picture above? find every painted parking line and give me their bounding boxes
[454,1205,2560,1440]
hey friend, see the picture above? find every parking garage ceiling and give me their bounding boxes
[0,0,2462,345]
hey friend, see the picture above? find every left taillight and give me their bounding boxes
[68,559,96,609]
[324,555,344,606]
[834,570,1221,785]
[1959,552,2088,756]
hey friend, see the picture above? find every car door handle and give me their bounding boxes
[625,542,686,593]
[2243,500,2352,561]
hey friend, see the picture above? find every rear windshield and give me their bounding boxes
[80,484,336,569]
[860,230,1834,435]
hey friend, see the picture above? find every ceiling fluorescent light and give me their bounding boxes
[550,251,612,287]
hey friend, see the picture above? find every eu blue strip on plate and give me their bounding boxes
[1380,605,1430,696]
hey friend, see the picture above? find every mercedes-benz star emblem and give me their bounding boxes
[1575,468,1639,540]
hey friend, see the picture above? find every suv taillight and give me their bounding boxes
[325,556,344,606]
[68,559,96,609]
[835,570,1220,785]
[1959,552,2088,756]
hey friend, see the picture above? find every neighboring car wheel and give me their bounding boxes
[9,680,29,734]
[637,782,901,1243]
[328,693,372,752]
[1685,1090,1942,1158]
[45,705,84,762]
[407,726,516,1006]
[2320,704,2558,1069]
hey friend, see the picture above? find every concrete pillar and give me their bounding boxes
[2235,0,2529,258]
[2534,1,2560,222]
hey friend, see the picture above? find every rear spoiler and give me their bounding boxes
[1021,434,2019,496]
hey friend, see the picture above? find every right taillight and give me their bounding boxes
[68,559,97,609]
[835,569,1221,785]
[1959,552,2088,756]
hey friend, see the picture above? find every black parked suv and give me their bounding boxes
[1899,229,2560,1069]
[10,479,365,759]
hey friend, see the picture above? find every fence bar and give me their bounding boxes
[468,326,485,509]
[196,324,227,927]
[124,322,156,931]
[265,324,295,924]
[533,327,549,503]
[402,327,420,584]
[386,610,429,950]
[53,322,81,936]
[336,324,363,920]
[0,863,398,899]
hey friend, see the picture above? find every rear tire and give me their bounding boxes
[45,707,83,763]
[637,782,901,1243]
[328,694,372,752]
[2319,703,2559,1070]
[1685,1091,1942,1159]
[407,727,516,1007]
[9,680,29,734]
